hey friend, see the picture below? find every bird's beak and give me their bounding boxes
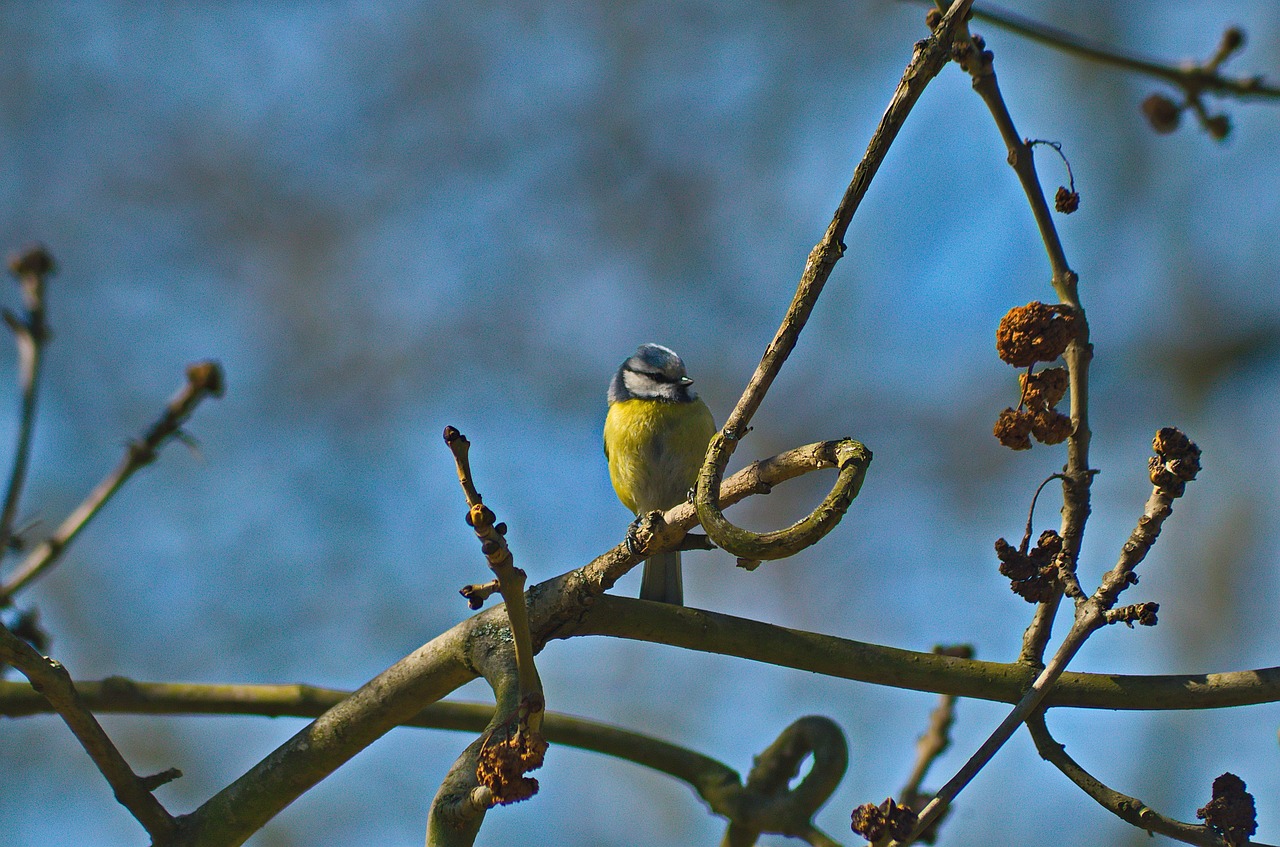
[679,376,694,386]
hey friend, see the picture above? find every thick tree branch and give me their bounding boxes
[165,438,855,846]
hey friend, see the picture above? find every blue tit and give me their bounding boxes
[604,343,717,605]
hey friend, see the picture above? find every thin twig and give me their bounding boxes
[1018,473,1064,550]
[0,623,178,840]
[430,426,546,844]
[1027,711,1274,847]
[897,430,1200,845]
[964,3,1280,99]
[0,246,55,568]
[693,0,976,562]
[941,1,1094,667]
[1090,429,1200,609]
[0,361,224,603]
[900,645,972,812]
[443,426,542,708]
[898,603,1103,845]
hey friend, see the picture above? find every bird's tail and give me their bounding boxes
[640,550,683,605]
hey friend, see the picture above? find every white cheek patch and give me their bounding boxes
[623,369,651,397]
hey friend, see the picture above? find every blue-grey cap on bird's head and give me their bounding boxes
[608,343,699,404]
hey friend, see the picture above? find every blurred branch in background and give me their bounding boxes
[956,3,1280,138]
[0,361,224,604]
[0,247,53,561]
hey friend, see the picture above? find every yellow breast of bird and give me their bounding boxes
[604,398,716,514]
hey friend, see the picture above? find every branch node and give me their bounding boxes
[139,767,184,791]
[459,579,500,610]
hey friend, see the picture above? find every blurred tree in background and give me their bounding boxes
[1,2,1279,845]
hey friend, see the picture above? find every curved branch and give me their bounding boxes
[425,646,520,846]
[584,440,869,592]
[163,440,852,846]
[1027,711,1274,847]
[694,0,975,562]
[698,438,871,562]
[722,716,848,847]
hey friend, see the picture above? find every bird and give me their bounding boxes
[604,343,717,605]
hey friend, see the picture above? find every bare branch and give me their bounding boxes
[936,0,1095,667]
[0,361,225,603]
[428,427,546,844]
[1027,712,1273,847]
[0,624,177,840]
[444,426,542,704]
[896,602,1102,845]
[898,430,1201,845]
[170,439,857,846]
[693,0,977,562]
[0,246,55,566]
[965,4,1279,100]
[721,717,848,847]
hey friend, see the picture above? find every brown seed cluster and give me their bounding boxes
[994,370,1074,450]
[996,302,1077,368]
[1196,773,1257,847]
[993,303,1077,450]
[1149,427,1202,497]
[995,530,1062,603]
[1054,185,1080,214]
[852,798,917,844]
[475,705,548,806]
